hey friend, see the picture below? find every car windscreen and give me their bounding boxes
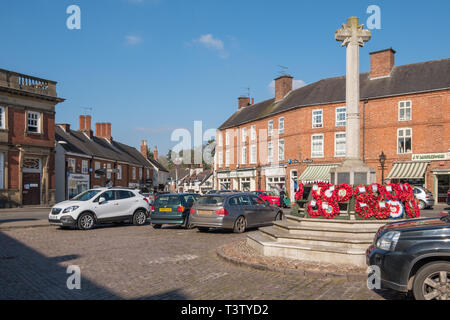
[154,196,181,207]
[71,190,102,201]
[263,191,276,197]
[196,196,225,206]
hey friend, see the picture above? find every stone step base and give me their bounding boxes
[247,232,367,268]
[286,214,388,230]
[259,226,373,249]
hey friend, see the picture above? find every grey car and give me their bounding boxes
[189,193,284,233]
[413,186,434,210]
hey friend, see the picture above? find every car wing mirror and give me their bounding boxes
[99,197,106,204]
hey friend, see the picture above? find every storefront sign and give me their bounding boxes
[412,153,450,162]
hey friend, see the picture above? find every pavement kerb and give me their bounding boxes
[0,220,50,231]
[216,243,367,281]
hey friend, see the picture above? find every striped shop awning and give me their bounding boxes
[387,161,428,179]
[299,164,339,184]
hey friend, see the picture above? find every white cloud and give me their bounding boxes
[193,34,229,59]
[125,35,143,45]
[268,79,306,94]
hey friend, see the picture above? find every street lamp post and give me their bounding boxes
[379,151,386,183]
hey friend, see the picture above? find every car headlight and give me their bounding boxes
[376,231,401,251]
[62,206,80,213]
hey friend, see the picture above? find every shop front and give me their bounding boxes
[67,173,90,199]
[432,169,450,204]
[299,164,339,184]
[262,166,286,193]
[386,161,428,187]
[236,168,256,192]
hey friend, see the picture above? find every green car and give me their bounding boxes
[150,193,199,229]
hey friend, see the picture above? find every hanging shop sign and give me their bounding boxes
[412,153,450,162]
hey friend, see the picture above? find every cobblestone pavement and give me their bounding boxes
[0,224,408,300]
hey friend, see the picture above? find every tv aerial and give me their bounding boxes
[277,65,289,77]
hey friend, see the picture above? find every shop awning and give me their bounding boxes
[299,164,338,183]
[387,161,428,179]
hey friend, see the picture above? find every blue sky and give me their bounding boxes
[0,0,449,155]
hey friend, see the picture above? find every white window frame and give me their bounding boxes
[146,168,150,178]
[225,131,230,146]
[334,132,346,157]
[251,125,256,141]
[250,144,257,164]
[268,120,274,137]
[94,162,101,178]
[81,160,89,174]
[278,117,284,134]
[335,107,346,127]
[107,163,112,179]
[0,152,4,189]
[217,133,223,147]
[117,165,122,180]
[27,111,41,133]
[312,109,323,128]
[68,158,76,173]
[225,150,230,167]
[311,134,324,158]
[278,139,285,161]
[218,151,223,168]
[132,167,137,180]
[398,100,412,121]
[241,127,247,142]
[241,146,247,165]
[0,106,5,130]
[397,128,412,154]
[268,141,274,163]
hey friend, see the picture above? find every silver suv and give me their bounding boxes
[413,186,434,210]
[49,188,150,230]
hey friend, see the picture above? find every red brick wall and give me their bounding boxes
[9,108,55,148]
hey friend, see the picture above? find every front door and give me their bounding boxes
[22,173,41,205]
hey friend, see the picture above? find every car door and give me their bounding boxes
[249,195,273,226]
[239,195,258,227]
[116,190,138,217]
[227,196,244,219]
[94,190,122,220]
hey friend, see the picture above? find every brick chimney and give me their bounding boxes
[153,146,158,160]
[238,96,250,109]
[105,123,112,141]
[59,124,71,132]
[79,115,93,138]
[95,123,111,141]
[274,75,293,101]
[79,115,86,131]
[140,140,148,158]
[370,48,396,79]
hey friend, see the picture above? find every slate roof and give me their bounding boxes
[219,58,450,130]
[55,126,166,170]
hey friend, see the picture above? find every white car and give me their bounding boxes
[49,188,150,230]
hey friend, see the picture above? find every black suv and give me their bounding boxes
[367,214,450,300]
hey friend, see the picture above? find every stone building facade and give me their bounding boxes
[215,49,450,204]
[0,68,64,207]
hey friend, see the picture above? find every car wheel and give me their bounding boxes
[413,262,450,300]
[275,211,284,221]
[197,227,209,232]
[418,200,426,210]
[77,212,95,230]
[233,216,247,233]
[133,209,147,226]
[152,224,162,229]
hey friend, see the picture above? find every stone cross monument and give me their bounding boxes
[330,17,376,185]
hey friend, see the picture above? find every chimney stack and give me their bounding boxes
[154,146,158,160]
[79,115,86,131]
[370,48,396,79]
[238,96,250,109]
[274,74,293,101]
[105,123,112,141]
[95,122,112,141]
[140,140,148,158]
[79,115,93,138]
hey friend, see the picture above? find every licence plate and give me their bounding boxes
[198,210,213,215]
[159,208,172,212]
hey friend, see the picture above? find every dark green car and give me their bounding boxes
[150,193,199,229]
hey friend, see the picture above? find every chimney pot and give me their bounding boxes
[370,48,396,79]
[140,140,148,158]
[154,146,158,160]
[79,115,86,131]
[274,75,293,101]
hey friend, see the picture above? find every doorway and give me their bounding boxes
[22,172,41,205]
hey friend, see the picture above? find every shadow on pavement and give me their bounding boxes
[0,231,187,300]
[0,218,39,224]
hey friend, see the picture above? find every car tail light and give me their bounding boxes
[151,206,155,212]
[177,205,185,212]
[143,198,149,203]
[190,208,196,215]
[215,208,229,215]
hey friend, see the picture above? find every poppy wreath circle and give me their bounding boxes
[294,183,305,200]
[306,199,321,218]
[319,201,340,219]
[381,184,400,201]
[355,201,374,219]
[334,183,353,202]
[322,185,337,202]
[399,183,414,202]
[373,201,391,220]
[369,183,384,202]
[354,184,370,202]
[405,198,420,218]
[386,200,404,219]
[311,182,331,200]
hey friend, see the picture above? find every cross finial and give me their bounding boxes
[335,16,371,47]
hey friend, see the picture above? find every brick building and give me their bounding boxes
[0,68,64,207]
[215,49,450,204]
[55,115,168,202]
